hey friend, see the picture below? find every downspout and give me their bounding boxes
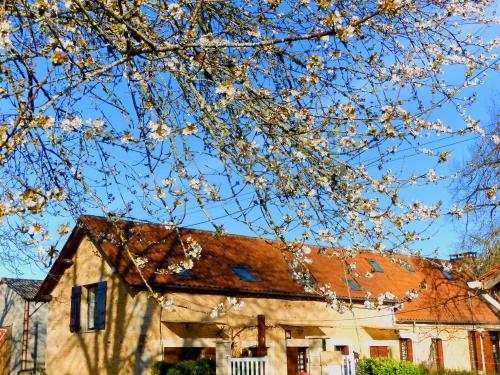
[412,321,418,363]
[21,301,30,371]
[480,294,500,313]
[479,331,486,373]
[160,306,164,361]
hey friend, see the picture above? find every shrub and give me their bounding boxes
[150,358,216,375]
[358,358,481,375]
[358,357,425,375]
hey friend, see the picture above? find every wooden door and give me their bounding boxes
[370,346,389,358]
[287,347,299,375]
[432,338,444,369]
[400,339,413,362]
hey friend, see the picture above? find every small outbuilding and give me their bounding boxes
[0,278,47,374]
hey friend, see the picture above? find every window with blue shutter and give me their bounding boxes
[85,281,107,331]
[95,281,107,330]
[70,286,82,333]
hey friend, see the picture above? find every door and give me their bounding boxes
[287,347,308,375]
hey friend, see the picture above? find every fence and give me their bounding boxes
[341,355,356,375]
[228,356,268,375]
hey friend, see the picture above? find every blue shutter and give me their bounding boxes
[94,281,107,330]
[70,286,81,332]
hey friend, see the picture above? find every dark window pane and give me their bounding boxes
[367,259,384,273]
[344,278,362,291]
[440,269,454,280]
[402,260,415,272]
[87,286,96,330]
[231,265,258,282]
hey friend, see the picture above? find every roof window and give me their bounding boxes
[231,265,258,282]
[344,278,362,291]
[401,260,415,272]
[367,259,384,273]
[440,268,454,280]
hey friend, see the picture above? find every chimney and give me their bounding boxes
[450,251,477,262]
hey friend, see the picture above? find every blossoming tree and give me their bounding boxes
[0,0,497,308]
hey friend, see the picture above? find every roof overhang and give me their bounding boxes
[34,222,86,301]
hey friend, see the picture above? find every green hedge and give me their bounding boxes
[357,357,480,375]
[358,357,425,375]
[151,358,216,375]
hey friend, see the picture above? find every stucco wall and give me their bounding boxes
[46,237,162,375]
[396,323,498,372]
[45,236,492,375]
[0,283,47,374]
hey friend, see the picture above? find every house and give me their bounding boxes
[0,278,47,374]
[35,215,499,375]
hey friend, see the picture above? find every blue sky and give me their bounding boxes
[1,7,499,280]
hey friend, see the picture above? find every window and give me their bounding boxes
[367,259,384,273]
[370,346,389,358]
[87,285,96,330]
[335,345,349,355]
[400,339,413,362]
[231,265,258,282]
[401,260,415,272]
[344,278,362,291]
[70,281,107,333]
[488,331,500,373]
[440,268,454,280]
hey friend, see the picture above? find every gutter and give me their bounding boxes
[467,281,500,313]
[130,282,370,303]
[396,319,500,325]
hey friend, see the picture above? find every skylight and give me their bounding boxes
[401,260,415,272]
[440,268,454,280]
[344,278,362,291]
[367,259,384,273]
[231,265,258,282]
[177,269,192,277]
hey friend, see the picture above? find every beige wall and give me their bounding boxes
[396,323,500,372]
[46,236,496,375]
[46,237,162,375]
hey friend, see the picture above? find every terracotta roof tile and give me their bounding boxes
[37,215,500,324]
[478,264,500,282]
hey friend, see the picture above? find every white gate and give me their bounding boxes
[228,356,268,375]
[341,355,355,375]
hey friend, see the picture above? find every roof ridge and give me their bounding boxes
[77,215,439,261]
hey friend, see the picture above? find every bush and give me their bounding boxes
[418,366,479,375]
[358,357,481,375]
[358,357,425,375]
[151,358,216,375]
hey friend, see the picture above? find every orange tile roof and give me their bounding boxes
[478,264,500,282]
[36,215,499,324]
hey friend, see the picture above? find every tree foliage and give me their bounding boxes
[0,0,497,302]
[452,99,499,274]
